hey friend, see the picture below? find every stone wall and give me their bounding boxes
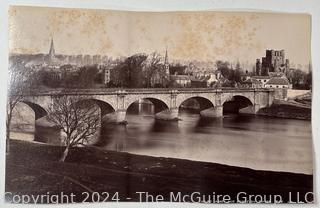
[274,89,288,100]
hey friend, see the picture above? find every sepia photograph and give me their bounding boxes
[5,5,313,204]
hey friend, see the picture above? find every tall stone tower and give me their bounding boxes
[256,59,261,76]
[258,49,289,76]
[48,38,55,62]
[164,49,170,75]
[285,59,290,75]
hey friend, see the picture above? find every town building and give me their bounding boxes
[242,78,263,88]
[171,75,191,87]
[98,65,111,85]
[190,76,207,88]
[255,59,261,75]
[206,73,218,86]
[265,77,291,89]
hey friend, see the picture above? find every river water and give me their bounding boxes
[98,103,313,175]
[11,102,313,175]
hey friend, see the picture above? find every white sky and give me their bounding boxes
[9,6,311,66]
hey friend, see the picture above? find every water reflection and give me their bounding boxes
[12,102,313,174]
[98,102,312,174]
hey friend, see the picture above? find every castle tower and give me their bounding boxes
[280,50,285,61]
[164,49,170,75]
[285,59,290,76]
[256,59,261,76]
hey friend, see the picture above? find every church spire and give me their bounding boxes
[164,49,168,65]
[49,37,55,59]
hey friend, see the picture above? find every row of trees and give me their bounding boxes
[32,52,169,88]
[37,56,246,89]
[111,57,247,88]
[109,52,170,88]
[110,53,148,87]
[37,65,102,88]
[290,69,312,90]
[216,60,243,87]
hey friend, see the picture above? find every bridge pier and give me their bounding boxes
[114,110,127,123]
[239,104,260,115]
[155,108,179,121]
[102,110,127,124]
[200,106,223,118]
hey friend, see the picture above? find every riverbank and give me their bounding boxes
[6,140,313,203]
[257,99,311,120]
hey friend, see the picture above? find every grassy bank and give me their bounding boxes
[6,140,313,203]
[294,92,312,106]
[257,100,311,120]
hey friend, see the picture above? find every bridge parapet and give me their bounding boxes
[16,87,278,123]
[20,87,274,96]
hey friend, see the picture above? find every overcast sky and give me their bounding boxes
[9,6,311,66]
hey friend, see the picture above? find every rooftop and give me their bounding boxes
[243,78,261,84]
[170,75,192,80]
[266,77,290,85]
[252,76,270,79]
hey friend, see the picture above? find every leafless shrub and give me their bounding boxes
[47,96,101,162]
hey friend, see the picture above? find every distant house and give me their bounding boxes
[206,74,218,87]
[190,71,220,88]
[190,76,208,88]
[102,67,111,85]
[169,65,187,75]
[170,75,191,87]
[265,77,291,89]
[242,78,263,88]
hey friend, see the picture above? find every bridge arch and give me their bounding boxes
[221,93,254,106]
[19,101,48,120]
[176,94,215,109]
[9,101,49,142]
[222,95,254,114]
[178,96,214,112]
[126,97,170,114]
[76,98,115,116]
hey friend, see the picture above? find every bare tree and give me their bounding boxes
[143,52,163,87]
[6,58,34,153]
[47,96,101,162]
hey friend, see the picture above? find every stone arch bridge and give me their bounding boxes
[18,88,276,124]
